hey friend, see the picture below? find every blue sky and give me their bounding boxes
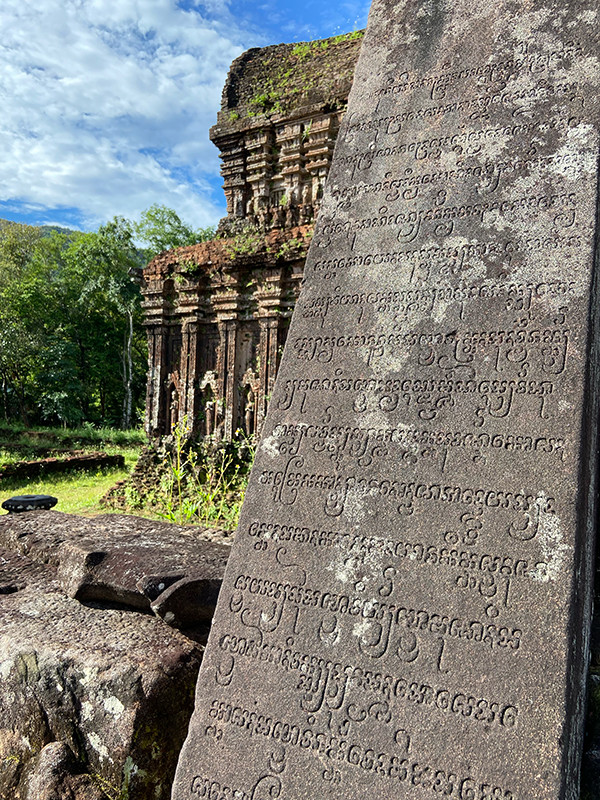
[0,0,370,231]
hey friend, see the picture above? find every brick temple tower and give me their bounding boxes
[140,33,363,439]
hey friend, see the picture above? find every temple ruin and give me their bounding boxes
[140,32,362,439]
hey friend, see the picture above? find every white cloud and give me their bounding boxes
[0,0,249,227]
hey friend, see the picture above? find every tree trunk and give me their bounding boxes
[1,372,8,421]
[122,310,134,429]
[15,374,28,427]
[77,335,89,418]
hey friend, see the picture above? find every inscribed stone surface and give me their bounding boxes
[172,1,600,798]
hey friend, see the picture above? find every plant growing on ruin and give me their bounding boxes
[291,42,311,60]
[249,89,283,116]
[179,258,201,277]
[157,417,254,528]
[275,237,303,259]
[224,224,263,259]
[242,30,363,121]
[332,30,364,44]
[252,92,270,108]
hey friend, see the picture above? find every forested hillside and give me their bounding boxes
[0,207,214,430]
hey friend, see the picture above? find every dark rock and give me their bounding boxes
[151,576,222,628]
[21,741,105,800]
[57,540,150,609]
[0,511,231,626]
[136,572,187,602]
[0,546,48,594]
[0,533,203,800]
[1,495,58,513]
[55,523,230,620]
[0,510,232,565]
[582,674,600,799]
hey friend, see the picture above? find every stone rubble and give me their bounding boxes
[0,511,231,800]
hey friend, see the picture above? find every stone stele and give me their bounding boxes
[172,1,600,798]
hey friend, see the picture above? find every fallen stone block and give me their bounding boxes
[57,534,229,618]
[0,541,203,800]
[0,510,231,565]
[0,511,231,626]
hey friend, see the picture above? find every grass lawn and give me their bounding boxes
[0,423,147,517]
[0,463,135,517]
[0,422,249,527]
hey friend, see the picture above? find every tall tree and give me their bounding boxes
[0,204,213,429]
[134,204,215,259]
[0,222,45,424]
[0,219,147,428]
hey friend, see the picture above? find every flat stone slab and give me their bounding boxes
[172,2,600,799]
[0,511,231,626]
[0,451,124,480]
[0,511,231,565]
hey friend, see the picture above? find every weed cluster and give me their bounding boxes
[292,38,332,61]
[103,418,255,530]
[275,237,303,259]
[223,223,264,259]
[157,419,255,528]
[332,30,364,44]
[250,91,284,115]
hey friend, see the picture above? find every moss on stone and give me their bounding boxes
[218,30,364,123]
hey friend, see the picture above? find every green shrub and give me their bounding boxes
[153,418,254,530]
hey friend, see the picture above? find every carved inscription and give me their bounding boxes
[205,699,517,799]
[230,572,523,660]
[292,328,569,379]
[270,422,565,468]
[247,521,550,584]
[301,282,576,312]
[276,375,556,427]
[318,191,576,248]
[257,457,555,533]
[172,3,600,798]
[217,634,519,730]
[332,152,582,206]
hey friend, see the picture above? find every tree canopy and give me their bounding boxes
[133,204,215,260]
[0,206,217,429]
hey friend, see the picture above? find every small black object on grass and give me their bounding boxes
[1,495,58,513]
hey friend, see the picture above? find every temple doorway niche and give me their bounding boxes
[166,377,180,433]
[240,367,260,438]
[200,371,219,437]
[235,323,259,435]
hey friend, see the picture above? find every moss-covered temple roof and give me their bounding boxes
[214,31,364,128]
